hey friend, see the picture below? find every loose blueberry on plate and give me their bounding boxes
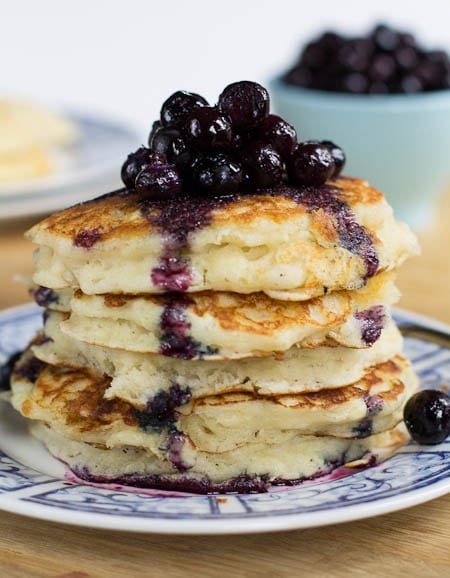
[404,389,450,445]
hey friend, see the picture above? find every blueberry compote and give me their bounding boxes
[122,80,346,201]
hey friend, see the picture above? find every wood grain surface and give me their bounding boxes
[0,188,449,578]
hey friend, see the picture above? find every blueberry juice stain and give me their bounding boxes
[138,194,238,292]
[139,194,234,358]
[159,295,199,359]
[158,295,218,359]
[281,184,379,279]
[135,384,193,472]
[14,356,44,384]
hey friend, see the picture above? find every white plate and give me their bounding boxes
[0,114,138,219]
[0,304,449,534]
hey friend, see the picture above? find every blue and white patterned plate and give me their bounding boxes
[0,304,449,534]
[0,114,138,219]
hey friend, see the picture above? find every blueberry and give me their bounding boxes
[285,65,312,88]
[184,107,232,151]
[320,141,346,177]
[230,131,246,152]
[148,120,161,145]
[399,74,423,93]
[121,147,165,188]
[399,33,416,48]
[31,286,58,307]
[372,24,401,52]
[149,126,182,156]
[394,45,418,71]
[337,40,372,73]
[218,81,269,130]
[301,41,328,70]
[242,141,283,188]
[404,390,450,445]
[319,31,344,50]
[368,81,389,94]
[135,163,183,200]
[288,141,335,186]
[370,54,396,82]
[256,114,298,159]
[340,72,369,93]
[284,23,450,94]
[190,152,243,195]
[160,90,208,128]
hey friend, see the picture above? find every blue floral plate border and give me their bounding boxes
[0,304,449,534]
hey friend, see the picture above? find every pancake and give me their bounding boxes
[176,355,417,451]
[0,146,52,183]
[36,312,404,404]
[41,271,399,359]
[9,351,415,491]
[30,419,409,493]
[9,353,417,453]
[0,99,78,154]
[0,99,79,183]
[27,176,419,299]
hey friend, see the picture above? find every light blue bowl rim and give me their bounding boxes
[269,77,450,112]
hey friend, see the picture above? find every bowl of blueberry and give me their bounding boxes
[271,24,450,229]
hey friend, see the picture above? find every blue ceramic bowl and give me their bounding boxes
[270,79,450,229]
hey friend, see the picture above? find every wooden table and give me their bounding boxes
[1,191,450,578]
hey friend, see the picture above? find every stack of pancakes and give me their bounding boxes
[9,176,420,492]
